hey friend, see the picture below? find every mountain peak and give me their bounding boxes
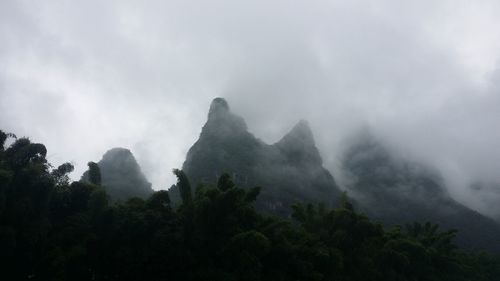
[289,119,314,140]
[202,97,248,136]
[182,101,341,216]
[81,147,153,201]
[275,120,322,165]
[208,97,230,120]
[102,147,133,159]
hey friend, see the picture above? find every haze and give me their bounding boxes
[1,0,500,214]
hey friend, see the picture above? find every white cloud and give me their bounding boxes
[1,0,500,211]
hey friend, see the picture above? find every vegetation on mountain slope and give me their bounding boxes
[1,130,499,280]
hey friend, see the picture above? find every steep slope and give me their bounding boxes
[82,147,154,201]
[181,98,342,216]
[469,181,500,222]
[342,132,500,252]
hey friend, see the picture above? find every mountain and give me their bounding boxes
[469,181,500,222]
[179,97,342,216]
[175,97,500,252]
[342,131,500,252]
[82,147,154,201]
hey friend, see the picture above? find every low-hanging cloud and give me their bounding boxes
[1,0,500,213]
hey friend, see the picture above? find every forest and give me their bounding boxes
[1,129,500,281]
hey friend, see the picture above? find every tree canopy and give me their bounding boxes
[0,129,499,280]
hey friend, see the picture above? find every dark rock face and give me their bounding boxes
[181,98,342,216]
[342,132,500,252]
[275,120,322,166]
[82,148,153,201]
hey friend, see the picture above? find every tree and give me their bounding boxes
[52,162,74,186]
[147,190,171,209]
[173,169,192,205]
[87,162,101,185]
[1,129,500,281]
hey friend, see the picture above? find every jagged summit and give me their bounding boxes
[181,98,342,216]
[208,97,230,119]
[283,120,314,142]
[275,120,322,166]
[203,97,248,136]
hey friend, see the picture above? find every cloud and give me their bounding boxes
[1,0,500,212]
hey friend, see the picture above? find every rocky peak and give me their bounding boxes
[202,97,248,137]
[275,120,322,166]
[208,97,230,120]
[286,120,315,144]
[101,147,136,167]
[81,147,153,201]
[181,98,342,216]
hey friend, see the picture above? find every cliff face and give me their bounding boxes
[82,147,153,201]
[342,132,500,252]
[181,98,342,216]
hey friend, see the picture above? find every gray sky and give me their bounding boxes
[1,0,500,211]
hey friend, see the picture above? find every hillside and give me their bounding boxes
[341,132,500,252]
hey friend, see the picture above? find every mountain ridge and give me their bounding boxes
[342,132,500,252]
[178,97,500,252]
[180,97,342,215]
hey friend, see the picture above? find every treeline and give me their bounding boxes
[0,131,499,281]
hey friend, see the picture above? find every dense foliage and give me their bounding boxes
[1,131,499,280]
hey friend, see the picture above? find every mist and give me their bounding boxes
[1,0,500,215]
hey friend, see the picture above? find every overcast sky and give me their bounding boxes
[1,0,500,210]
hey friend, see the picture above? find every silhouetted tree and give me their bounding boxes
[173,169,192,205]
[1,129,499,281]
[87,161,101,185]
